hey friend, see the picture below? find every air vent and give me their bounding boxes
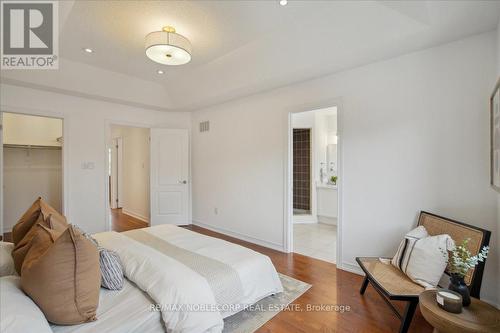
[199,121,210,133]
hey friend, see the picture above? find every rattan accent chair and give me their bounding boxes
[356,211,491,333]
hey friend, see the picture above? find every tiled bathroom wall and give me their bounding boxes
[293,128,311,212]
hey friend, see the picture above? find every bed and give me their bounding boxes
[52,225,283,333]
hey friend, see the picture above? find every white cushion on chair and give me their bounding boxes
[392,226,455,288]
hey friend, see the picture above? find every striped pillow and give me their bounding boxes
[98,247,124,290]
[391,226,454,288]
[391,226,428,271]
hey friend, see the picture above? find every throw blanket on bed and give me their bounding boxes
[93,231,223,333]
[124,229,244,306]
[93,225,283,333]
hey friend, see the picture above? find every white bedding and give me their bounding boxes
[51,279,165,333]
[93,225,283,333]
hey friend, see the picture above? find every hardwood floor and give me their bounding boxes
[110,208,149,232]
[183,225,432,333]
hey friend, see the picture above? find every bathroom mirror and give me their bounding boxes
[327,144,337,174]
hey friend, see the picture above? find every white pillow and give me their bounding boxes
[0,242,16,277]
[392,226,455,288]
[0,276,52,333]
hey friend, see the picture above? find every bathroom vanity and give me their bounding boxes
[316,182,337,224]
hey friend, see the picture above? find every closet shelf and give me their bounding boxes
[3,144,62,150]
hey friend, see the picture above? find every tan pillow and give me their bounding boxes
[21,225,100,325]
[12,197,67,245]
[12,214,68,274]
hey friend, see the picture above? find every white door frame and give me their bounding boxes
[0,105,69,235]
[109,137,123,209]
[104,119,192,231]
[284,98,344,268]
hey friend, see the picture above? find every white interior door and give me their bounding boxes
[150,129,189,225]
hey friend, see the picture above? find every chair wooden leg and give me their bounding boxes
[398,300,418,333]
[360,276,369,295]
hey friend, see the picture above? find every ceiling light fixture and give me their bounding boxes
[83,48,93,53]
[280,0,287,6]
[157,70,164,74]
[145,26,192,65]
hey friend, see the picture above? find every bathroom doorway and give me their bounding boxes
[290,107,338,263]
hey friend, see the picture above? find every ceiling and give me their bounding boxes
[4,1,500,111]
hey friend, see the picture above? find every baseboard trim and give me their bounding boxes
[293,215,317,224]
[122,209,149,223]
[317,216,337,225]
[192,220,285,252]
[339,261,364,276]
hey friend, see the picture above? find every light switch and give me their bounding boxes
[81,162,95,169]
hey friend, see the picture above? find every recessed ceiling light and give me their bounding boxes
[279,0,287,6]
[157,70,164,74]
[83,48,93,53]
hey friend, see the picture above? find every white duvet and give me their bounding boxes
[93,225,283,333]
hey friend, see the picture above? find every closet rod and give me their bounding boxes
[3,144,62,150]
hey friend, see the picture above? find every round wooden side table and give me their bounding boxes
[419,290,500,333]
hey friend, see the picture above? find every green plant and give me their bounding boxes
[449,238,489,277]
[330,176,338,184]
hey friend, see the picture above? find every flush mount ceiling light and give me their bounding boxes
[279,0,288,6]
[145,26,192,65]
[83,48,93,53]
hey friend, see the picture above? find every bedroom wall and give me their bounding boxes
[110,125,150,222]
[0,83,190,234]
[496,18,500,308]
[191,32,499,304]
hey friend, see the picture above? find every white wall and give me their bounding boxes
[0,83,190,234]
[192,32,499,303]
[496,18,500,308]
[3,148,62,232]
[3,113,63,147]
[111,125,150,222]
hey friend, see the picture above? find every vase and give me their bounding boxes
[448,274,471,306]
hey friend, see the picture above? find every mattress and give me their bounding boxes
[51,279,165,333]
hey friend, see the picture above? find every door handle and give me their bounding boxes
[178,180,187,184]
